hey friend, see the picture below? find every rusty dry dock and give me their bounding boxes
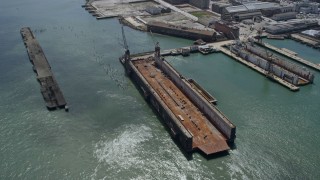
[121,46,236,156]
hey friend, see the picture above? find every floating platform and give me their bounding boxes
[219,47,299,91]
[281,48,297,56]
[244,44,314,85]
[267,35,285,40]
[20,27,67,110]
[120,46,235,156]
[256,41,320,72]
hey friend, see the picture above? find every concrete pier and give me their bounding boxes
[290,33,319,48]
[21,27,67,110]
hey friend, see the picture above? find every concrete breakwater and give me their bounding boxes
[20,27,67,111]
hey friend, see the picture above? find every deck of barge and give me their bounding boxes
[21,27,67,110]
[132,57,229,155]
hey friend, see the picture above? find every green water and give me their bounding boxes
[1,0,319,179]
[264,38,320,64]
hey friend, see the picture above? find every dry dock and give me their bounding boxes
[21,27,67,110]
[121,45,235,155]
[219,47,299,91]
[290,33,320,48]
[256,41,320,72]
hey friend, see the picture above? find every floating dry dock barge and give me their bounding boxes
[255,41,320,72]
[221,45,300,91]
[120,45,235,155]
[20,27,67,110]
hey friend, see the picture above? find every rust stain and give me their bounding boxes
[132,57,229,154]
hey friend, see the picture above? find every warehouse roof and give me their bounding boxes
[225,2,280,13]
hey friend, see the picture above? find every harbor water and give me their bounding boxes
[1,0,320,179]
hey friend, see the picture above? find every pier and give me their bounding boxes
[20,27,67,110]
[256,41,320,72]
[121,45,235,155]
[290,33,319,48]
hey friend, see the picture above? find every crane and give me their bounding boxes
[121,25,131,75]
[257,28,263,43]
[265,50,274,78]
[149,30,161,58]
[121,25,130,56]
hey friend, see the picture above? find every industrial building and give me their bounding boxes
[230,0,259,5]
[164,0,185,4]
[163,0,210,9]
[212,2,230,14]
[146,6,162,15]
[221,1,295,21]
[214,21,239,39]
[301,29,320,38]
[147,21,217,42]
[270,12,297,21]
[265,20,319,34]
[145,5,171,15]
[294,0,319,14]
[189,0,210,9]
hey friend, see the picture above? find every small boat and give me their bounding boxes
[181,48,190,56]
[190,45,199,53]
[194,39,206,45]
[170,49,180,56]
[198,45,218,55]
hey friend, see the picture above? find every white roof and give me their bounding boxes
[225,2,281,13]
[302,29,320,36]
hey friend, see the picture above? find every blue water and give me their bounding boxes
[0,0,320,179]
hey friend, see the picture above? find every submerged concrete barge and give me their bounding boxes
[120,45,236,155]
[20,27,67,110]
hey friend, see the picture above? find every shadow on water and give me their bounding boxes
[195,142,237,160]
[229,142,237,150]
[197,150,230,161]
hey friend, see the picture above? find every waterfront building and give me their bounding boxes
[221,1,294,21]
[163,0,210,9]
[265,20,319,34]
[294,0,319,14]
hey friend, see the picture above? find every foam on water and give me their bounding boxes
[1,0,320,179]
[94,124,152,166]
[92,123,219,180]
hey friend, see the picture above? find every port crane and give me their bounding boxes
[257,28,263,43]
[121,25,130,57]
[121,25,131,75]
[265,50,274,78]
